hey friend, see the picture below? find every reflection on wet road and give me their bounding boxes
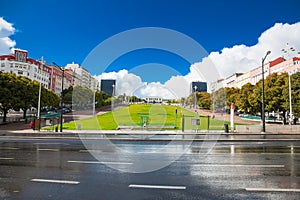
[0,138,299,199]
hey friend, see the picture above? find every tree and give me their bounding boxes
[236,83,255,114]
[72,86,94,110]
[264,73,287,114]
[62,86,73,105]
[213,88,226,112]
[291,72,300,117]
[224,87,240,111]
[0,73,16,122]
[12,76,35,119]
[31,81,60,109]
[196,92,211,109]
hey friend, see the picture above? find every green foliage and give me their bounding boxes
[264,73,287,113]
[213,72,300,121]
[213,88,226,112]
[236,83,256,114]
[0,72,16,122]
[0,72,59,122]
[186,92,212,109]
[291,72,300,117]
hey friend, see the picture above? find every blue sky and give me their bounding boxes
[1,0,300,95]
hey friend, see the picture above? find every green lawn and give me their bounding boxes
[56,104,242,131]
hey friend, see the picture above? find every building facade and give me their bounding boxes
[100,79,116,95]
[0,49,50,88]
[48,66,74,95]
[0,50,100,95]
[213,53,300,90]
[65,62,98,91]
[191,81,207,93]
[145,96,163,104]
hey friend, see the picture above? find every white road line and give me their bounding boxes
[191,164,284,168]
[0,157,14,160]
[31,179,80,185]
[129,184,186,190]
[38,148,59,152]
[245,188,300,192]
[34,143,69,145]
[0,147,20,150]
[79,150,103,153]
[68,160,133,165]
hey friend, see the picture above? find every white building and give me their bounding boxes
[65,62,99,90]
[0,49,50,88]
[212,52,300,91]
[145,96,163,104]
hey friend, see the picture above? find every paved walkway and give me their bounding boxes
[188,108,260,125]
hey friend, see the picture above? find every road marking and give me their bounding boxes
[79,150,89,152]
[79,150,103,153]
[68,160,133,165]
[35,143,69,145]
[245,188,300,192]
[0,147,20,150]
[31,179,79,185]
[129,184,186,190]
[190,164,284,168]
[38,148,59,152]
[0,157,14,160]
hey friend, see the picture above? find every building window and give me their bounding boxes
[18,70,23,75]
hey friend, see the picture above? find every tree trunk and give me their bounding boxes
[2,109,8,123]
[283,110,286,124]
[22,108,27,119]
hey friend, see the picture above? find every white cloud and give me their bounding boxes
[98,69,145,96]
[139,82,177,99]
[0,17,16,54]
[97,22,300,99]
[209,22,300,78]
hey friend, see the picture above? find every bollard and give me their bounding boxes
[224,124,229,133]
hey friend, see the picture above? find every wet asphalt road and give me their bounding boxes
[0,136,299,200]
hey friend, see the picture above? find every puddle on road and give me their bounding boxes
[190,145,300,154]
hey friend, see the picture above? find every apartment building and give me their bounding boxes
[0,49,50,88]
[214,53,300,90]
[0,50,99,95]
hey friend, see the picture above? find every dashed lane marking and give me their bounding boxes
[68,160,133,165]
[31,179,79,185]
[245,188,300,192]
[129,184,186,190]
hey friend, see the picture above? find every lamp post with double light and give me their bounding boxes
[261,50,271,133]
[282,44,295,125]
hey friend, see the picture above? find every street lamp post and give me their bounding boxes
[282,44,295,125]
[112,84,115,97]
[194,85,198,109]
[52,62,64,132]
[261,50,271,133]
[93,90,96,116]
[37,82,42,131]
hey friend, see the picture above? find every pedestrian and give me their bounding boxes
[30,121,35,129]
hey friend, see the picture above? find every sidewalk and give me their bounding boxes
[191,108,260,125]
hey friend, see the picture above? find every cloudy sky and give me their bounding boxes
[1,0,300,98]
